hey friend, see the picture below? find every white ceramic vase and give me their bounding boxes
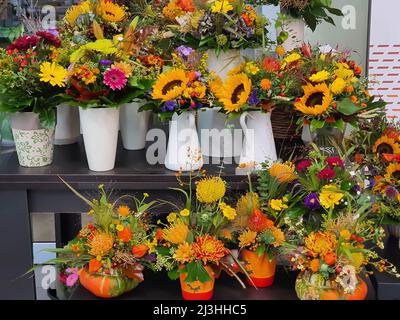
[120,100,150,150]
[197,107,242,158]
[10,112,55,167]
[239,111,277,169]
[165,112,203,172]
[206,49,241,81]
[278,18,305,52]
[79,107,120,172]
[55,103,80,145]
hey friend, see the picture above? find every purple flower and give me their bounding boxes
[194,71,201,79]
[162,100,177,112]
[248,89,259,106]
[144,254,157,263]
[65,273,79,287]
[176,46,193,57]
[46,28,59,37]
[304,193,320,210]
[386,186,399,199]
[100,59,113,66]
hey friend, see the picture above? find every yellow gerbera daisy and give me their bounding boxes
[152,69,188,102]
[385,163,400,181]
[319,185,344,210]
[373,136,400,155]
[64,1,91,27]
[281,52,301,69]
[163,220,189,245]
[219,73,252,113]
[196,176,226,204]
[238,229,257,248]
[269,162,297,183]
[309,70,330,83]
[39,62,67,87]
[294,83,332,116]
[97,0,126,23]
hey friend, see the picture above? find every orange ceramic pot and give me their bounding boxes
[241,249,277,288]
[179,265,215,300]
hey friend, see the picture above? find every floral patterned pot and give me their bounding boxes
[179,265,215,300]
[10,112,54,167]
[241,249,277,288]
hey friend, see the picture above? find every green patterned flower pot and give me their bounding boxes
[11,112,55,167]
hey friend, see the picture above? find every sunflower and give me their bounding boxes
[173,242,194,263]
[39,62,68,87]
[373,136,400,155]
[269,162,297,183]
[219,73,252,113]
[294,83,332,116]
[64,1,91,27]
[97,0,126,23]
[192,235,228,265]
[88,232,114,257]
[385,163,400,181]
[162,220,189,245]
[238,229,257,248]
[196,176,226,204]
[152,69,188,102]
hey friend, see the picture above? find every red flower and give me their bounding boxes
[296,159,312,172]
[326,156,344,168]
[7,35,40,51]
[36,31,61,48]
[317,168,336,180]
[301,43,312,58]
[262,56,280,72]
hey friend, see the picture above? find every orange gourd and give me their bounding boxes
[320,278,368,301]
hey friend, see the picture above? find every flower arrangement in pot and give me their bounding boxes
[147,46,211,171]
[154,172,248,300]
[0,31,67,167]
[43,181,158,298]
[280,44,386,154]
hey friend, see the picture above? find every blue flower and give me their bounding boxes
[162,100,177,112]
[100,59,113,66]
[176,46,193,57]
[248,89,260,106]
[304,193,321,210]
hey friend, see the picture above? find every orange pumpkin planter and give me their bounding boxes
[320,278,368,301]
[241,249,277,288]
[179,265,215,300]
[79,268,139,298]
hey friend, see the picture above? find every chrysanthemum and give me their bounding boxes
[304,231,337,258]
[173,242,194,264]
[64,1,91,27]
[88,232,114,257]
[385,163,400,181]
[152,69,188,102]
[39,62,68,87]
[103,67,127,90]
[271,226,285,247]
[162,220,189,245]
[294,83,332,116]
[373,136,400,155]
[192,235,228,265]
[97,0,126,23]
[269,162,297,183]
[219,73,252,113]
[238,229,257,248]
[196,176,226,204]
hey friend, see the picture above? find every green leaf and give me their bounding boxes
[337,98,363,116]
[310,119,326,132]
[185,261,211,283]
[286,206,308,219]
[331,118,345,132]
[256,245,265,257]
[167,269,180,280]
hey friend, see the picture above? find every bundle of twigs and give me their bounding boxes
[280,0,310,11]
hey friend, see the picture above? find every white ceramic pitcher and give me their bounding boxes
[165,112,203,172]
[239,111,277,169]
[277,18,305,51]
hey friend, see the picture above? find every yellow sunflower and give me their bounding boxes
[373,136,400,155]
[65,1,91,27]
[196,176,226,204]
[269,162,297,183]
[219,73,252,113]
[294,83,333,116]
[39,62,68,87]
[97,0,126,23]
[162,220,190,245]
[152,69,188,102]
[385,163,400,181]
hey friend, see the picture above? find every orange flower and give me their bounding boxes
[346,85,354,93]
[351,95,358,103]
[88,258,102,273]
[192,235,228,265]
[248,209,273,232]
[176,0,195,12]
[262,56,280,72]
[155,228,164,241]
[310,259,320,272]
[118,227,132,243]
[260,79,272,91]
[132,244,148,258]
[354,153,363,164]
[118,205,131,217]
[324,252,337,266]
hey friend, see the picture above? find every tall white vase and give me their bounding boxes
[120,100,150,150]
[206,49,242,81]
[79,107,120,172]
[198,108,242,158]
[278,18,306,52]
[55,103,80,145]
[165,112,203,172]
[239,111,277,169]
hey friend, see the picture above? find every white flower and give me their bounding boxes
[319,45,336,54]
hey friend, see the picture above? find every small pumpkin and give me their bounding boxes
[79,268,139,298]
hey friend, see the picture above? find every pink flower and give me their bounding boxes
[326,156,344,168]
[103,68,127,91]
[317,168,336,180]
[66,273,79,287]
[296,159,312,172]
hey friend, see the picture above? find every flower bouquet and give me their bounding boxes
[154,173,248,300]
[0,31,67,167]
[43,181,158,298]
